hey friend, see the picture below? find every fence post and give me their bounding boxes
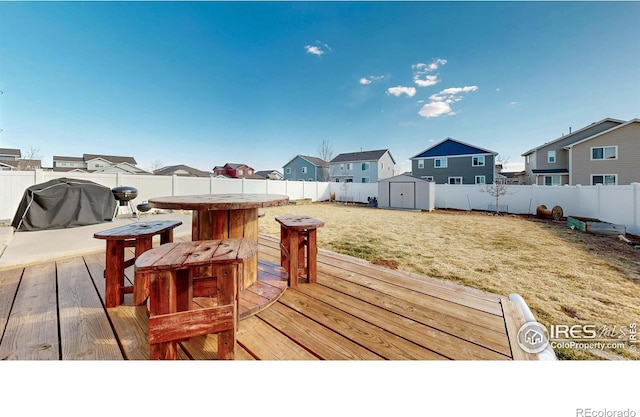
[634,183,640,235]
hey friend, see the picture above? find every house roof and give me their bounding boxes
[154,164,211,177]
[83,153,137,165]
[531,169,569,174]
[330,149,394,164]
[562,119,640,149]
[411,138,496,159]
[521,118,626,156]
[2,159,42,170]
[283,155,329,168]
[53,155,85,162]
[254,170,283,178]
[0,148,21,157]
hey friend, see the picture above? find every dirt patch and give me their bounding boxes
[371,258,399,269]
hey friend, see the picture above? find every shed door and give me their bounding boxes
[389,182,415,209]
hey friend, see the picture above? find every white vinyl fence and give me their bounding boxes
[1,170,638,235]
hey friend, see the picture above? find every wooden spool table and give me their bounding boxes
[148,194,290,317]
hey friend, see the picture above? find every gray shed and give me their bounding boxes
[377,174,435,210]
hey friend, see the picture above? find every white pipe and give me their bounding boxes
[509,293,557,360]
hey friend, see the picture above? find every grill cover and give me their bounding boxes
[11,178,117,231]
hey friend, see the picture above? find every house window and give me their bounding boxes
[544,175,561,186]
[381,162,384,169]
[361,162,370,171]
[591,174,617,185]
[302,167,307,174]
[526,155,530,164]
[345,178,353,183]
[434,158,448,168]
[448,177,462,185]
[547,151,556,164]
[361,177,369,183]
[238,169,243,175]
[347,163,352,170]
[421,176,434,181]
[591,146,617,160]
[475,175,486,184]
[472,156,485,167]
[340,164,344,171]
[286,167,291,174]
[418,159,424,169]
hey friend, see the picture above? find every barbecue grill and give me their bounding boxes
[111,186,139,218]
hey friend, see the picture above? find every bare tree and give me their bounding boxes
[481,155,512,214]
[317,139,334,162]
[317,140,333,182]
[23,146,42,160]
[150,160,163,172]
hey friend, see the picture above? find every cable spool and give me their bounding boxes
[536,204,564,220]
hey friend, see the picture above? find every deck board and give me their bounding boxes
[0,234,538,361]
[0,262,59,360]
[57,257,123,360]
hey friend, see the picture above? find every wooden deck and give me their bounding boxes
[0,234,537,360]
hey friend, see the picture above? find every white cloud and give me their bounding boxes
[304,41,332,56]
[419,85,478,119]
[387,86,417,97]
[359,75,384,85]
[418,101,454,118]
[412,58,447,88]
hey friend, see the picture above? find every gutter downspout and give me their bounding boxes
[509,293,557,360]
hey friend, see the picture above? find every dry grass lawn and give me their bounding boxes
[258,202,640,360]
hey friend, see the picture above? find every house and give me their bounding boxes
[212,163,257,179]
[52,153,150,174]
[153,164,211,177]
[0,148,44,171]
[0,148,21,162]
[254,170,284,180]
[410,138,497,184]
[329,149,395,183]
[282,155,329,181]
[521,118,639,185]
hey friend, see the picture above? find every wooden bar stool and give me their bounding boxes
[134,238,258,360]
[93,220,182,308]
[275,215,324,288]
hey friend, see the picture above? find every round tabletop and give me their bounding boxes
[148,193,290,211]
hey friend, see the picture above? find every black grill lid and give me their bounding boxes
[111,186,138,202]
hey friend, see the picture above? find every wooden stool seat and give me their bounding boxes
[94,220,182,308]
[275,215,324,288]
[135,238,258,360]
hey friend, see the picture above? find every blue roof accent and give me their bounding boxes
[412,138,495,158]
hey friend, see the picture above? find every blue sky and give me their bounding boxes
[1,1,639,174]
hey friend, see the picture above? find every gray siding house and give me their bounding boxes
[521,118,625,185]
[329,149,395,183]
[410,138,497,184]
[563,119,640,186]
[282,155,329,181]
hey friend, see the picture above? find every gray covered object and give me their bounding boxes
[11,178,117,231]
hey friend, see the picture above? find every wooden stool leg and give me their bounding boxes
[287,230,299,288]
[307,229,318,284]
[280,224,289,268]
[105,240,125,308]
[216,264,237,360]
[149,270,179,360]
[133,237,153,306]
[159,229,174,245]
[298,233,306,279]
